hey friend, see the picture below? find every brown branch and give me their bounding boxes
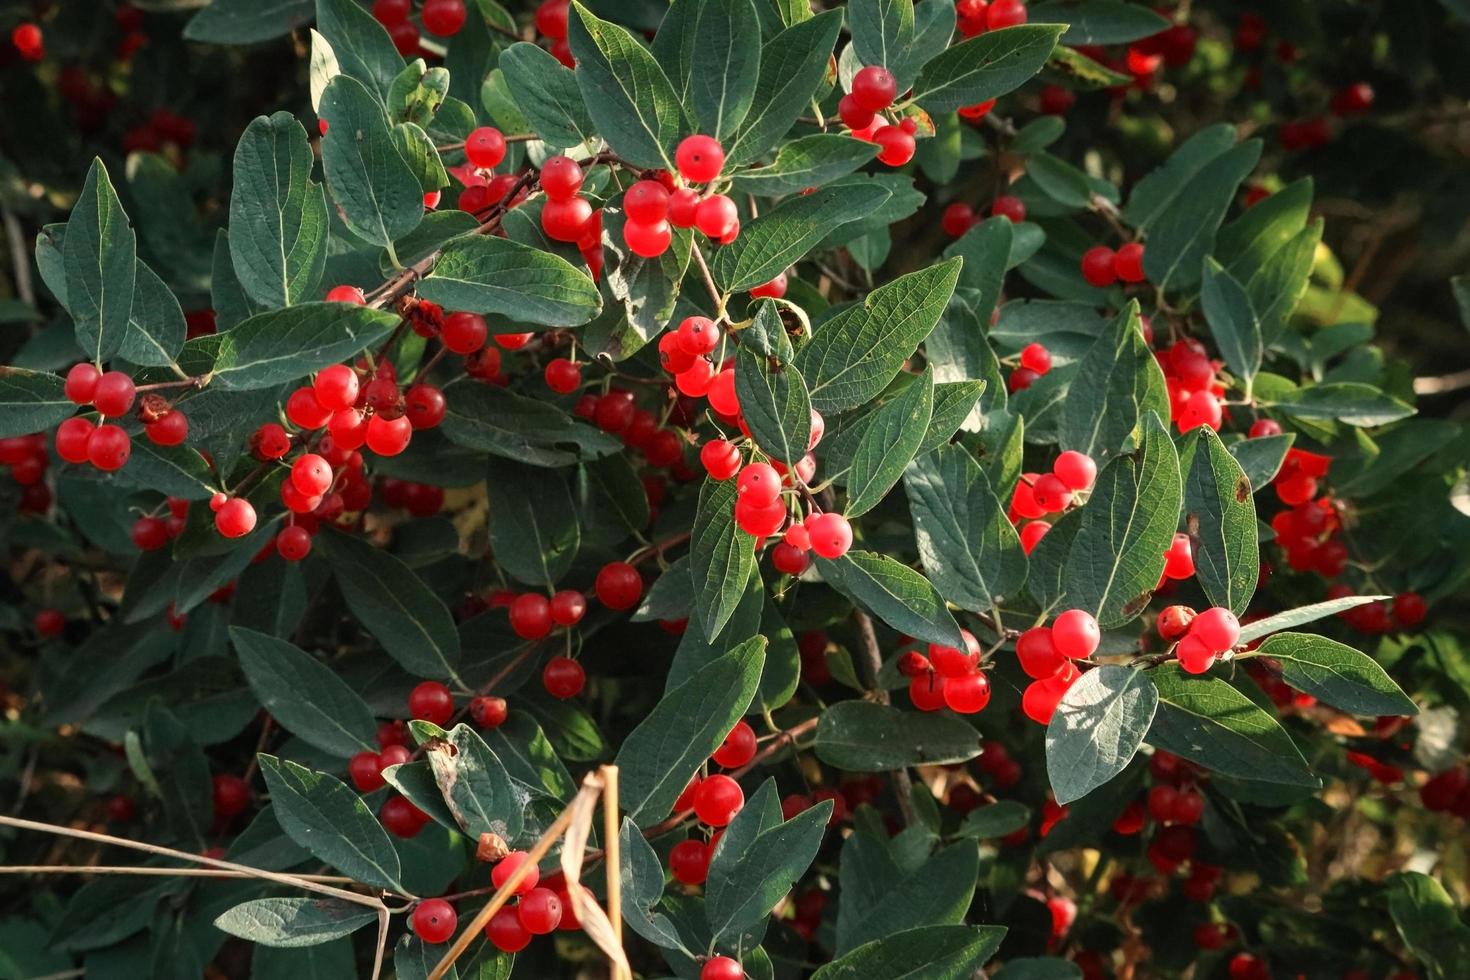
[850,608,917,826]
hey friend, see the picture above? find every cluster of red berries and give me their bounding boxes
[370,0,467,55]
[941,194,1026,237]
[1008,450,1098,554]
[0,434,54,514]
[1015,610,1100,724]
[1005,340,1055,394]
[1158,605,1240,674]
[1080,242,1147,288]
[1326,587,1427,636]
[955,0,1028,37]
[902,629,993,714]
[620,135,737,258]
[54,365,174,474]
[571,387,690,472]
[666,724,761,886]
[1270,494,1348,579]
[482,852,586,950]
[837,66,919,166]
[1155,337,1227,434]
[1269,445,1331,506]
[379,477,447,516]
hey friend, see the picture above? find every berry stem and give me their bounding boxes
[688,244,727,320]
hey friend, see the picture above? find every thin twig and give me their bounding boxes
[689,244,726,319]
[850,608,917,826]
[2,205,34,307]
[0,865,352,882]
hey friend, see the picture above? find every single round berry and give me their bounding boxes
[412,899,457,944]
[736,462,782,506]
[987,0,1029,29]
[625,179,671,223]
[771,542,810,576]
[365,414,412,456]
[131,515,169,551]
[851,65,898,112]
[712,720,757,768]
[542,656,586,699]
[1016,627,1065,679]
[677,315,720,356]
[1052,450,1097,491]
[535,0,571,38]
[943,671,992,714]
[543,195,593,242]
[707,369,739,417]
[1080,246,1118,287]
[212,773,252,818]
[349,751,385,792]
[11,22,44,61]
[1248,418,1283,438]
[701,956,745,980]
[1031,473,1073,513]
[1163,532,1195,580]
[408,681,455,726]
[806,512,853,559]
[909,671,947,711]
[442,311,488,354]
[1175,633,1216,674]
[64,362,101,404]
[1190,607,1240,653]
[750,272,788,299]
[694,194,739,240]
[1114,242,1146,282]
[735,494,787,538]
[1019,343,1052,374]
[992,195,1027,222]
[518,887,563,934]
[675,135,725,183]
[1394,591,1427,628]
[93,371,137,417]
[1020,520,1050,554]
[1008,367,1039,393]
[491,851,540,895]
[291,454,333,497]
[485,906,531,952]
[941,202,975,237]
[540,357,582,395]
[540,155,585,201]
[1052,609,1100,659]
[873,125,916,166]
[314,364,359,412]
[701,439,742,480]
[325,285,366,304]
[694,774,744,827]
[404,384,447,429]
[86,424,132,471]
[35,608,65,637]
[55,417,95,464]
[1157,604,1196,641]
[550,589,587,626]
[624,218,672,257]
[509,593,553,640]
[1178,390,1223,432]
[668,186,700,227]
[214,498,257,539]
[421,0,467,36]
[464,126,506,169]
[276,524,312,561]
[469,695,508,729]
[669,838,710,884]
[374,0,411,24]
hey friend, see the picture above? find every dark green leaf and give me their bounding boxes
[1122,123,1236,230]
[920,379,987,451]
[942,216,1013,323]
[655,0,763,139]
[119,442,216,501]
[319,74,422,247]
[689,476,757,640]
[1147,666,1318,788]
[1257,633,1417,716]
[1227,433,1293,491]
[714,179,892,291]
[850,0,914,68]
[729,134,879,196]
[258,754,404,891]
[63,158,135,363]
[418,235,601,326]
[213,898,376,948]
[1030,1,1170,44]
[229,112,330,308]
[0,367,74,438]
[184,0,313,44]
[391,122,449,193]
[619,818,685,950]
[1179,427,1257,615]
[231,627,377,757]
[1046,665,1157,805]
[727,11,845,166]
[120,260,185,369]
[735,347,812,465]
[500,42,596,149]
[485,459,580,587]
[835,837,980,952]
[1142,140,1261,292]
[616,636,766,826]
[707,797,831,946]
[1387,871,1470,980]
[1200,258,1262,383]
[181,303,399,391]
[957,800,1030,838]
[1042,43,1132,88]
[422,723,524,842]
[1216,177,1313,282]
[1059,302,1171,460]
[1268,382,1415,427]
[815,700,981,770]
[1249,219,1322,345]
[439,380,621,466]
[816,550,965,649]
[814,924,1006,980]
[1237,595,1391,645]
[993,957,1084,980]
[387,59,449,126]
[847,369,934,516]
[315,529,462,682]
[315,0,406,105]
[1063,413,1182,627]
[912,25,1065,112]
[568,4,689,170]
[798,258,961,413]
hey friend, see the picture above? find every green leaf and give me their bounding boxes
[185,0,314,44]
[387,59,450,126]
[714,179,892,292]
[231,627,377,758]
[568,3,689,170]
[213,898,376,949]
[689,476,757,640]
[1123,123,1236,230]
[118,444,217,502]
[314,529,462,682]
[735,346,812,465]
[957,800,1030,838]
[847,369,934,516]
[486,460,580,587]
[816,550,966,649]
[655,0,763,139]
[1179,427,1257,615]
[391,122,449,193]
[798,258,961,413]
[616,636,766,826]
[1059,302,1171,460]
[422,723,524,842]
[1237,595,1390,645]
[418,235,602,326]
[1142,140,1262,292]
[993,958,1084,980]
[835,836,980,952]
[482,714,576,802]
[1063,413,1182,627]
[1387,871,1470,980]
[903,445,1027,612]
[1200,258,1262,383]
[814,924,1006,980]
[1147,666,1318,788]
[1256,633,1417,716]
[120,260,185,369]
[1249,219,1323,344]
[850,0,914,68]
[730,134,879,197]
[815,700,981,770]
[440,381,621,466]
[319,74,423,247]
[229,112,330,308]
[500,42,596,149]
[911,25,1065,112]
[1046,665,1157,805]
[707,795,831,946]
[315,0,406,105]
[1216,177,1313,282]
[1030,1,1170,44]
[602,205,693,337]
[941,218,1013,327]
[0,367,74,438]
[1042,43,1132,88]
[180,303,399,391]
[1228,432,1293,491]
[63,158,135,363]
[619,818,685,949]
[921,379,987,451]
[1268,382,1416,427]
[727,11,845,166]
[258,755,404,891]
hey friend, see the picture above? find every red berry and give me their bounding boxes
[83,424,130,471]
[806,512,852,559]
[291,454,333,497]
[987,0,1029,29]
[403,383,447,429]
[1020,343,1052,374]
[749,272,788,299]
[421,0,467,36]
[518,887,563,934]
[941,202,975,237]
[771,542,810,575]
[464,127,506,169]
[669,838,710,884]
[1157,604,1196,641]
[1114,242,1146,282]
[624,218,672,257]
[325,284,366,304]
[491,851,540,895]
[1163,532,1195,580]
[349,751,385,792]
[469,695,508,729]
[55,417,95,464]
[442,311,488,354]
[1016,627,1065,679]
[595,562,642,610]
[675,135,725,183]
[131,515,169,551]
[535,0,570,38]
[34,608,65,637]
[694,194,739,240]
[549,589,587,627]
[314,365,359,411]
[991,195,1027,222]
[1052,450,1096,491]
[1176,633,1216,674]
[736,463,781,505]
[373,0,411,24]
[213,498,256,539]
[712,720,757,768]
[64,363,101,404]
[1248,418,1283,438]
[1394,591,1427,628]
[851,65,898,112]
[701,957,744,980]
[700,439,741,480]
[409,681,455,726]
[707,369,739,417]
[1008,367,1039,393]
[212,773,251,818]
[412,899,457,943]
[12,23,43,61]
[1190,607,1240,653]
[542,656,586,699]
[509,593,553,640]
[1031,474,1072,512]
[873,125,915,166]
[540,156,584,201]
[1178,390,1222,432]
[943,671,992,714]
[276,524,313,561]
[624,179,671,224]
[694,774,744,827]
[365,413,412,456]
[677,315,720,356]
[668,187,700,228]
[1080,246,1118,287]
[909,671,947,711]
[543,195,593,242]
[1019,520,1049,554]
[93,371,136,417]
[1052,610,1100,659]
[838,93,876,130]
[485,906,531,952]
